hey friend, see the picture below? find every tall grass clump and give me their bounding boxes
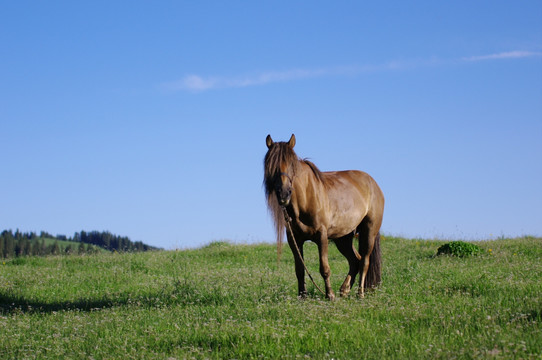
[436,240,482,257]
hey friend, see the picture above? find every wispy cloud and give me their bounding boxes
[161,62,420,93]
[161,50,541,92]
[462,50,542,62]
[161,68,330,92]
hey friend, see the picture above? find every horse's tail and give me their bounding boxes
[364,232,382,288]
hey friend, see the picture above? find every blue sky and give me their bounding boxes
[1,1,541,249]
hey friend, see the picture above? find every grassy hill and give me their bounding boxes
[1,236,540,359]
[40,237,107,252]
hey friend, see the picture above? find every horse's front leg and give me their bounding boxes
[316,231,335,301]
[287,235,307,298]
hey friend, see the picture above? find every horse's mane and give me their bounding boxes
[263,143,326,259]
[301,159,324,184]
[263,142,299,258]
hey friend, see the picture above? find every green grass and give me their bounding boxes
[1,236,540,359]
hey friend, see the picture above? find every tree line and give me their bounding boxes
[0,229,160,258]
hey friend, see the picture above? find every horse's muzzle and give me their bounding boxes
[278,193,291,207]
[279,197,290,206]
[276,186,292,207]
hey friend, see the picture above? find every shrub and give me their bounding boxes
[436,241,482,257]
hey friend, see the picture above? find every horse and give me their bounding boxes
[263,134,385,300]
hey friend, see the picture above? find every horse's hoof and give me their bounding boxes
[327,292,336,301]
[339,287,351,297]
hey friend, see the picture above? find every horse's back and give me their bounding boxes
[342,170,384,213]
[322,170,384,237]
[323,170,382,201]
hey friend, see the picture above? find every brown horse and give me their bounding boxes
[264,134,385,300]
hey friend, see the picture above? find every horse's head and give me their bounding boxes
[264,134,296,207]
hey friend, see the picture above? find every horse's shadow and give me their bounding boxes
[0,292,134,314]
[0,279,237,314]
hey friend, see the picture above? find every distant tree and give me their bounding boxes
[80,231,88,244]
[86,244,97,254]
[78,242,86,254]
[40,231,53,239]
[4,233,15,258]
[110,235,119,251]
[65,244,73,254]
[135,241,144,252]
[102,232,111,250]
[121,237,130,251]
[51,241,60,255]
[31,240,41,256]
[40,239,46,256]
[23,239,32,256]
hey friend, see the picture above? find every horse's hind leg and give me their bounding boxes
[357,219,378,298]
[335,233,361,297]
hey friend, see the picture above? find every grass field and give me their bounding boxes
[1,236,540,359]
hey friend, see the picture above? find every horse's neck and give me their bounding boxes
[292,162,327,212]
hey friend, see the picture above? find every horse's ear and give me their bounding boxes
[266,134,274,148]
[288,134,296,148]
